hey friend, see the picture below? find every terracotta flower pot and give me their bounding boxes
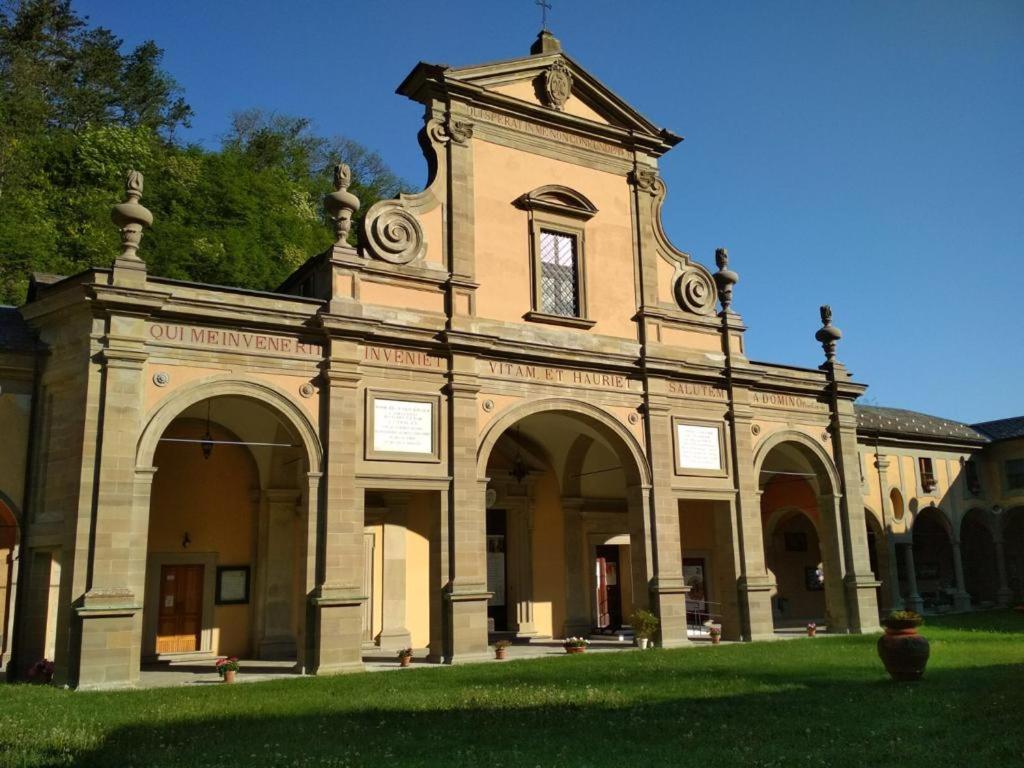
[495,648,507,660]
[399,655,412,667]
[710,635,721,645]
[877,625,930,681]
[807,628,817,637]
[565,646,585,654]
[223,669,236,684]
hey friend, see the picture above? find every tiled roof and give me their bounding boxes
[0,306,37,353]
[855,405,989,443]
[972,417,1024,442]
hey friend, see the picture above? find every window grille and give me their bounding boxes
[539,230,579,317]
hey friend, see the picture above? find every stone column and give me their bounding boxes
[726,404,775,641]
[993,526,1012,606]
[902,543,924,614]
[642,400,690,648]
[873,454,904,611]
[309,339,365,674]
[443,362,490,663]
[950,536,973,612]
[257,490,300,659]
[377,501,411,650]
[508,500,536,637]
[72,314,151,690]
[884,533,904,611]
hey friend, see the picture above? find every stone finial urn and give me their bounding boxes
[111,170,153,261]
[324,163,360,245]
[877,611,930,681]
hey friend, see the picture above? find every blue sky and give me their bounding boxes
[77,0,1023,424]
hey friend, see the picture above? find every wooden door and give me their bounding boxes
[156,564,203,654]
[596,545,623,629]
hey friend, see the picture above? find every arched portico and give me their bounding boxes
[754,431,876,633]
[909,507,956,613]
[137,378,323,675]
[475,399,691,645]
[961,508,999,606]
[1002,507,1024,604]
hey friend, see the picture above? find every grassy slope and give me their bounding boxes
[0,612,1021,768]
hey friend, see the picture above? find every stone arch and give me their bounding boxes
[752,430,841,497]
[138,376,322,471]
[477,398,650,488]
[911,506,956,610]
[961,507,999,605]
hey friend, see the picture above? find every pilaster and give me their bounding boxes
[73,313,150,689]
[874,454,904,611]
[641,399,690,646]
[310,340,365,674]
[443,360,490,662]
[902,543,924,614]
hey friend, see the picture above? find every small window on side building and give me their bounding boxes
[1006,458,1024,491]
[919,457,937,493]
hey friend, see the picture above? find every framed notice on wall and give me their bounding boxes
[366,392,441,462]
[673,419,726,476]
[215,566,250,605]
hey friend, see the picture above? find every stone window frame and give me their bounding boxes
[917,456,937,494]
[1004,457,1024,494]
[961,456,983,499]
[516,185,598,329]
[364,389,442,464]
[671,416,729,479]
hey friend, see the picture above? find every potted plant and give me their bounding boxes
[630,609,659,649]
[563,637,590,654]
[397,648,414,667]
[877,610,929,681]
[494,640,511,660]
[708,625,722,645]
[215,656,239,684]
[806,622,817,638]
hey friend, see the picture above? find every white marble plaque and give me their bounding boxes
[676,424,722,470]
[373,399,434,454]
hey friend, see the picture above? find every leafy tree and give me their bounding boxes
[0,0,406,305]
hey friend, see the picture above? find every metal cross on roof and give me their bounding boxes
[536,0,552,30]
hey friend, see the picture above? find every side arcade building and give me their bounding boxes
[0,32,1021,689]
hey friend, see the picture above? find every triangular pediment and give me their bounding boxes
[397,32,681,154]
[446,51,668,136]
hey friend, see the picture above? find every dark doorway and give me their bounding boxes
[595,545,623,630]
[486,509,508,632]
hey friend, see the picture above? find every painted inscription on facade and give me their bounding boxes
[484,360,630,391]
[668,382,727,400]
[373,399,434,454]
[751,391,827,411]
[676,424,723,471]
[468,106,630,158]
[148,323,322,357]
[363,345,445,370]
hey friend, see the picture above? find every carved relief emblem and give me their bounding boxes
[544,59,573,110]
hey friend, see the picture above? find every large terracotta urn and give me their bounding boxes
[877,614,929,681]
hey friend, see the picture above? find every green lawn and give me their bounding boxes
[1,612,1022,768]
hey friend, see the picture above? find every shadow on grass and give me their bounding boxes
[64,662,1024,768]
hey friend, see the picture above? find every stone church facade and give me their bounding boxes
[0,31,1021,689]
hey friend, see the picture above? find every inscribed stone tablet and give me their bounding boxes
[373,399,434,454]
[676,424,722,470]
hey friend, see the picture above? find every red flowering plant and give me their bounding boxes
[215,657,240,677]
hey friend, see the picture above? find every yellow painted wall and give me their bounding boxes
[531,467,566,637]
[472,140,637,339]
[149,420,256,657]
[406,493,432,648]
